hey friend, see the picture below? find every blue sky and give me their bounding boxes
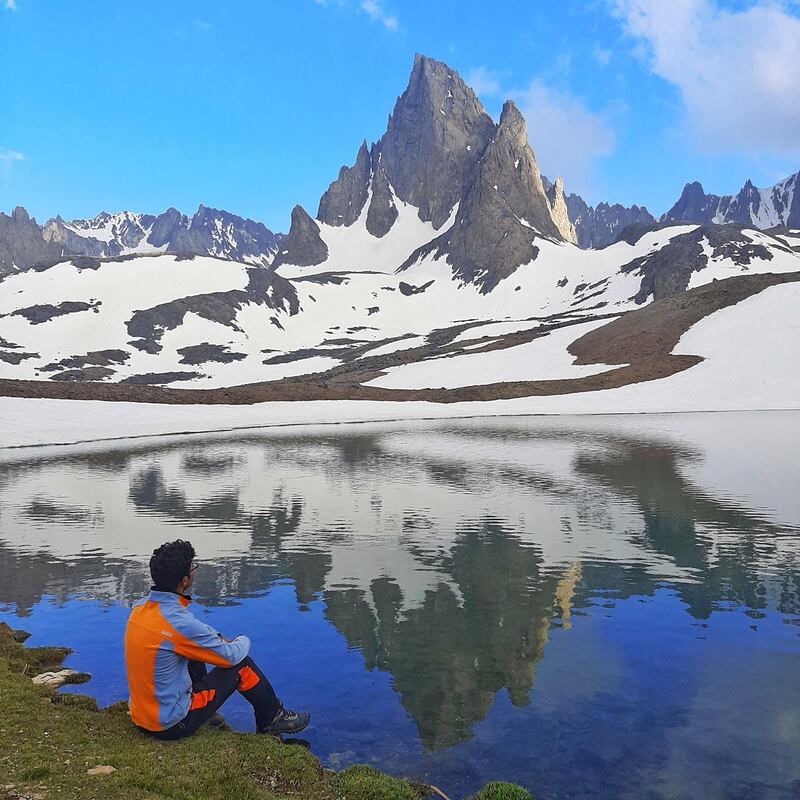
[1,0,799,231]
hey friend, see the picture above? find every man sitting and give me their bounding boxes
[124,539,309,740]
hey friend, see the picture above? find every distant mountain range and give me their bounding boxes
[2,54,797,278]
[0,205,282,277]
[1,54,798,396]
[662,173,799,229]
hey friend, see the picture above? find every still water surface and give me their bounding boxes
[1,413,799,799]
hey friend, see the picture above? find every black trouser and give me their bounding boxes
[151,656,280,740]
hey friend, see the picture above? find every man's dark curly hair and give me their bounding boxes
[150,539,195,591]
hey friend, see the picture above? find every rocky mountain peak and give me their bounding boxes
[149,207,187,247]
[662,181,719,224]
[496,100,526,142]
[272,205,328,268]
[403,93,564,292]
[313,54,495,239]
[378,54,495,229]
[317,140,371,227]
[1,206,60,275]
[546,176,578,244]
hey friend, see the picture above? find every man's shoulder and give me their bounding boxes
[159,599,204,632]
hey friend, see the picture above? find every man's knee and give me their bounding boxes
[233,656,262,692]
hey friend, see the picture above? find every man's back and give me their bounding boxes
[124,590,249,731]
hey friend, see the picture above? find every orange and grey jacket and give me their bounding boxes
[124,590,250,731]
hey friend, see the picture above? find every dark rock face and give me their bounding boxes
[123,372,204,385]
[8,300,101,324]
[41,217,117,258]
[565,194,656,249]
[0,207,61,275]
[620,224,778,303]
[41,350,130,372]
[403,101,558,292]
[379,54,496,231]
[163,205,282,265]
[148,207,187,247]
[0,350,38,365]
[177,343,248,365]
[50,366,116,382]
[126,267,299,353]
[398,279,434,296]
[309,55,566,291]
[272,205,328,268]
[777,173,800,228]
[314,54,495,239]
[366,146,399,237]
[662,182,723,225]
[318,141,372,227]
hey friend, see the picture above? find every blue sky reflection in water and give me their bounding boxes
[1,413,799,799]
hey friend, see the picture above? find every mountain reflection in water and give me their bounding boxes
[1,413,799,797]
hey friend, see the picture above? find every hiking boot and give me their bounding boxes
[259,706,310,735]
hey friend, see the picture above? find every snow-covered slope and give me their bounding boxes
[0,221,797,390]
[2,280,799,451]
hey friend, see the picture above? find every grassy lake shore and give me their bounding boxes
[0,625,532,800]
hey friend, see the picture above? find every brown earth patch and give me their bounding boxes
[0,271,797,405]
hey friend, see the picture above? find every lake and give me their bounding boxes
[1,412,799,799]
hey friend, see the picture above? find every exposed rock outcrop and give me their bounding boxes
[317,141,372,227]
[620,224,778,303]
[546,177,577,244]
[0,207,62,275]
[272,205,328,268]
[402,101,562,292]
[366,146,398,237]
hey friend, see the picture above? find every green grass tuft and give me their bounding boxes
[471,782,533,800]
[334,765,425,800]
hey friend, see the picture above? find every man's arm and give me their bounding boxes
[168,612,251,667]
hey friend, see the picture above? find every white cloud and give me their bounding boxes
[4,0,17,10]
[593,46,612,66]
[0,149,25,162]
[315,0,399,31]
[360,0,399,31]
[465,67,502,97]
[514,81,616,196]
[610,0,800,154]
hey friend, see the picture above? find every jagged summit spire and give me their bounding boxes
[315,54,495,237]
[286,54,573,284]
[380,54,495,229]
[317,140,372,228]
[273,205,328,269]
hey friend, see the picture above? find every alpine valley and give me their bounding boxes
[1,55,799,413]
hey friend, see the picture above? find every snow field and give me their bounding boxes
[365,319,618,389]
[2,282,799,450]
